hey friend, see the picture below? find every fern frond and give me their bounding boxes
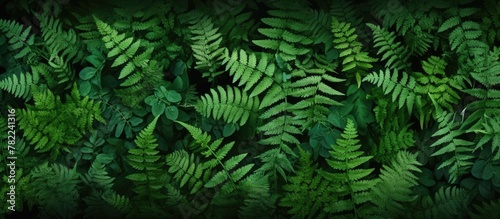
[237,172,277,218]
[253,5,313,61]
[372,124,415,163]
[414,56,461,112]
[280,147,332,218]
[367,23,410,71]
[0,71,39,100]
[331,17,377,86]
[308,10,334,47]
[255,147,295,182]
[126,116,166,200]
[363,69,420,115]
[215,3,257,43]
[410,186,468,218]
[81,160,115,191]
[83,190,131,218]
[222,49,276,97]
[289,68,345,129]
[38,15,84,63]
[481,0,500,45]
[438,6,488,57]
[188,15,225,80]
[404,27,433,56]
[431,111,474,183]
[27,162,80,219]
[472,115,500,161]
[0,19,35,60]
[166,150,208,195]
[18,84,104,158]
[471,198,500,219]
[462,48,500,131]
[73,13,105,51]
[318,119,377,217]
[330,0,363,30]
[101,190,131,215]
[368,151,421,217]
[176,121,254,189]
[196,85,260,126]
[94,15,152,85]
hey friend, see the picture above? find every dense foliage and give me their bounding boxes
[1,0,500,218]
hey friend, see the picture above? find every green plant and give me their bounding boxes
[1,0,500,218]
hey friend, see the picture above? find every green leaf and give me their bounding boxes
[115,121,126,137]
[223,123,236,137]
[165,106,179,120]
[166,90,182,103]
[81,147,93,153]
[79,81,91,96]
[151,101,166,117]
[96,154,113,164]
[482,163,494,180]
[86,54,103,68]
[173,76,184,91]
[82,154,93,160]
[472,160,487,179]
[79,67,97,80]
[129,117,143,126]
[144,96,156,105]
[170,59,187,76]
[418,168,436,187]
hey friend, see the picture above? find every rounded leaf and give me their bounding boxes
[79,67,97,80]
[166,90,182,103]
[482,163,494,180]
[165,106,179,120]
[96,154,113,165]
[82,154,93,160]
[115,121,126,137]
[418,168,436,187]
[129,117,143,126]
[144,96,157,105]
[223,123,236,137]
[472,160,487,179]
[173,76,184,91]
[86,54,104,67]
[79,81,91,96]
[170,59,187,76]
[479,180,492,198]
[152,101,166,117]
[81,147,93,153]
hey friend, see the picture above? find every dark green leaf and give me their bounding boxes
[223,123,236,137]
[115,121,126,137]
[170,59,187,76]
[166,90,182,103]
[79,67,97,80]
[165,106,179,120]
[472,160,487,179]
[173,76,183,91]
[145,96,157,105]
[96,154,113,164]
[129,117,143,126]
[152,101,166,117]
[482,163,494,180]
[81,147,93,153]
[79,81,91,96]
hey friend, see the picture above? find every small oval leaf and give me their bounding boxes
[166,90,182,103]
[152,101,166,117]
[79,67,97,80]
[165,106,179,120]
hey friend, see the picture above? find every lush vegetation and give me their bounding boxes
[1,0,500,218]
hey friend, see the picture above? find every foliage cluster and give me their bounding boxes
[1,0,500,218]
